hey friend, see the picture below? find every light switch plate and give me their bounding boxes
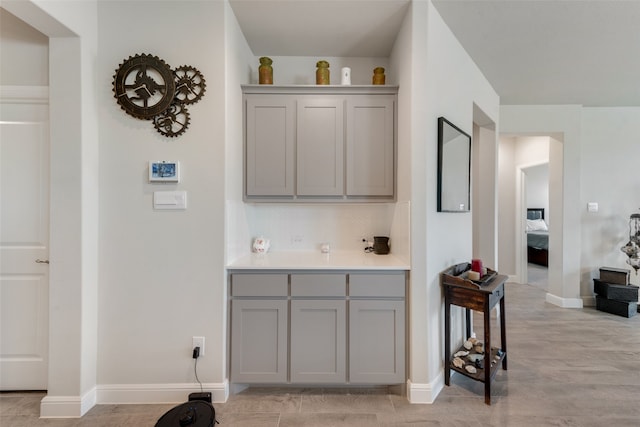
[587,202,598,212]
[154,191,187,210]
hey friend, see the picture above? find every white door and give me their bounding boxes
[0,87,50,390]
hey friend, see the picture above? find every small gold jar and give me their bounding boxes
[372,67,386,85]
[316,60,330,85]
[259,57,273,85]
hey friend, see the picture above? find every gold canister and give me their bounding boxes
[316,60,330,85]
[259,57,273,84]
[372,67,386,85]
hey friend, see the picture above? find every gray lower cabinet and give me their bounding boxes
[291,299,346,383]
[349,273,406,384]
[230,274,288,383]
[229,270,406,385]
[349,300,405,383]
[290,273,347,383]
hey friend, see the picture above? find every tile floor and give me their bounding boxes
[2,281,640,426]
[527,263,548,290]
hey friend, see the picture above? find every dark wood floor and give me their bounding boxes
[2,281,639,426]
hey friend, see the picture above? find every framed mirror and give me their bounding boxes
[437,117,471,212]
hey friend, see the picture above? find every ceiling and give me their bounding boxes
[228,0,411,58]
[229,0,640,107]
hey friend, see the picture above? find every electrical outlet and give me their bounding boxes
[192,336,205,357]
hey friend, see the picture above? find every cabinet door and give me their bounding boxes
[245,95,295,196]
[231,299,288,383]
[296,97,344,196]
[290,299,346,383]
[345,95,395,196]
[349,299,405,383]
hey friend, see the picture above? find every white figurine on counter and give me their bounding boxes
[252,237,270,253]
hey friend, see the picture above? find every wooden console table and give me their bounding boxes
[442,263,508,405]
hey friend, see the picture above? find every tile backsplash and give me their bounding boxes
[246,203,396,253]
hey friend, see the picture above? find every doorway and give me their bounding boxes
[0,8,51,391]
[522,162,549,290]
[0,88,50,390]
[498,134,562,291]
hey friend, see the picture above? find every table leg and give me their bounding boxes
[484,301,491,405]
[444,295,451,386]
[465,308,471,339]
[500,293,507,370]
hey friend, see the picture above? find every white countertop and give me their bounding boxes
[227,251,410,270]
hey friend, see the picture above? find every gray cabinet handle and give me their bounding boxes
[35,259,49,264]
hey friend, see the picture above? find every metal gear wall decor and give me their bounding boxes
[113,53,206,137]
[174,65,206,105]
[153,102,191,138]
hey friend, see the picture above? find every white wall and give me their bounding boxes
[580,108,640,290]
[472,119,499,268]
[498,136,516,274]
[404,1,500,403]
[526,163,549,216]
[96,0,228,401]
[224,0,254,269]
[0,8,48,85]
[501,106,640,301]
[501,105,583,307]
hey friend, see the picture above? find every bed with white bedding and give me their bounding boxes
[527,208,548,267]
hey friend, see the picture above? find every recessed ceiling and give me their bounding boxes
[230,0,640,106]
[228,0,410,57]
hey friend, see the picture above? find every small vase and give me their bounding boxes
[316,60,330,85]
[372,67,385,85]
[259,57,273,85]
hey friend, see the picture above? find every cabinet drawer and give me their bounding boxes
[291,274,346,297]
[349,273,405,298]
[231,274,288,297]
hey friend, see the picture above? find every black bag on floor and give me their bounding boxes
[155,400,216,427]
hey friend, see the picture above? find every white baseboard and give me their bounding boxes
[40,387,96,418]
[546,292,583,308]
[406,373,443,404]
[96,381,229,405]
[40,382,229,418]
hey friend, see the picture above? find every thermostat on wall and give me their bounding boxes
[154,191,187,210]
[149,160,180,183]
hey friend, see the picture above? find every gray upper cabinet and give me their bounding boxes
[346,96,395,197]
[243,85,397,202]
[245,95,295,197]
[296,97,344,196]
